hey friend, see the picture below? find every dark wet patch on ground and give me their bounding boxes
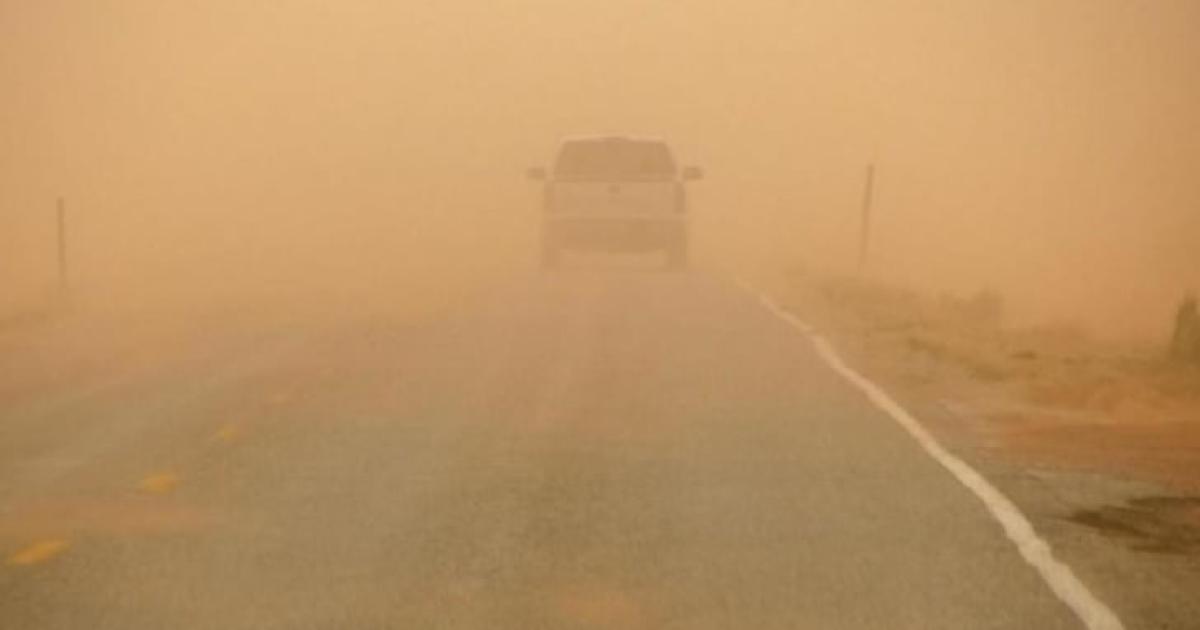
[1067,496,1200,555]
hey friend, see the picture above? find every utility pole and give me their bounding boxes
[856,163,875,274]
[56,197,68,297]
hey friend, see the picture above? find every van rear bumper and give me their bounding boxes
[544,217,685,252]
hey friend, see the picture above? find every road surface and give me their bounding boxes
[1,271,1101,628]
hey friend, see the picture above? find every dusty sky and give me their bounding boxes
[2,0,1198,336]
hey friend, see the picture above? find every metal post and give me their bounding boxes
[56,197,68,296]
[857,163,875,274]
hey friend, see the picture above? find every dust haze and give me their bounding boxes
[3,1,1198,338]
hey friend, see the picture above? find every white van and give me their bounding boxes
[527,136,703,269]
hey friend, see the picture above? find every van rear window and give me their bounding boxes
[553,140,677,181]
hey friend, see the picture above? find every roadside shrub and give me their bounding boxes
[1170,293,1200,365]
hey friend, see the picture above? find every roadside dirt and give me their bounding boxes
[773,267,1200,554]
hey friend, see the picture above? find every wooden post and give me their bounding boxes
[857,163,875,274]
[56,197,68,296]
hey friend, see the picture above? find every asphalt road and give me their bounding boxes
[0,271,1098,629]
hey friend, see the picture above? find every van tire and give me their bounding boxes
[540,240,561,270]
[665,238,689,271]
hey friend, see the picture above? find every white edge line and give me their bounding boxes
[739,279,1125,630]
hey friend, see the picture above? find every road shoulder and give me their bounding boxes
[754,270,1200,630]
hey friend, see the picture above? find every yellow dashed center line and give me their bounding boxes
[138,472,180,495]
[10,417,249,571]
[8,540,70,566]
[214,424,241,442]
